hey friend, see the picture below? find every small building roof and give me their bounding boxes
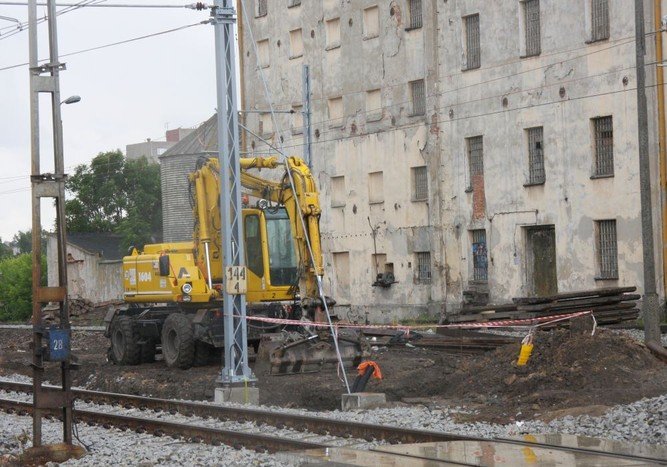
[66,233,125,261]
[160,114,217,158]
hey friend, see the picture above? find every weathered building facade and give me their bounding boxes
[239,0,666,321]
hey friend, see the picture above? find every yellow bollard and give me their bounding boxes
[517,330,535,366]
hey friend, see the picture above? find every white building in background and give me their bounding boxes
[125,127,194,163]
[239,0,666,322]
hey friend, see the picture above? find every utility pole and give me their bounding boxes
[302,64,312,168]
[635,0,662,344]
[211,0,257,402]
[28,0,77,456]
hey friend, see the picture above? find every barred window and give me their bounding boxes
[408,0,423,29]
[593,116,614,176]
[464,14,481,70]
[596,220,618,279]
[471,229,488,282]
[410,79,425,116]
[412,166,428,201]
[527,127,545,184]
[591,0,609,42]
[415,252,431,284]
[257,0,267,17]
[467,136,484,188]
[523,0,541,57]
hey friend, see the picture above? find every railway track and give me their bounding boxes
[0,381,665,465]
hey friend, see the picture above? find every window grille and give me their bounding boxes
[591,0,609,41]
[410,79,426,116]
[524,0,541,57]
[471,229,488,282]
[416,252,431,284]
[593,116,613,176]
[412,166,428,201]
[257,0,267,17]
[527,127,545,184]
[467,136,484,186]
[408,0,423,29]
[465,14,481,69]
[596,220,618,279]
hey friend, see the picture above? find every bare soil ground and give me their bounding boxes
[1,325,665,424]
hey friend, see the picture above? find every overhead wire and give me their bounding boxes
[0,0,105,38]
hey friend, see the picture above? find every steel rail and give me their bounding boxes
[1,381,666,464]
[0,398,325,453]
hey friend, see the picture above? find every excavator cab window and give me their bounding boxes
[265,209,298,286]
[244,214,264,278]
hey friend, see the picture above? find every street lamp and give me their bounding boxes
[60,95,81,105]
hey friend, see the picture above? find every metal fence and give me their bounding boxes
[597,220,618,279]
[471,229,488,282]
[591,0,610,41]
[416,251,431,284]
[527,127,545,184]
[413,166,428,200]
[465,14,481,69]
[410,79,426,116]
[409,0,423,29]
[593,116,614,176]
[524,0,541,56]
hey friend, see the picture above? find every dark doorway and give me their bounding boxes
[526,226,557,297]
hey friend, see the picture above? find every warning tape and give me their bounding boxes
[237,310,593,332]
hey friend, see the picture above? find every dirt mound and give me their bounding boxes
[441,329,667,421]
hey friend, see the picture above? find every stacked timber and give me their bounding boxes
[446,286,639,326]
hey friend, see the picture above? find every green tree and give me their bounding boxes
[0,254,46,322]
[65,151,162,251]
[0,239,12,259]
[11,230,47,254]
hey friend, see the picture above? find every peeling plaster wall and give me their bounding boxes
[438,0,664,311]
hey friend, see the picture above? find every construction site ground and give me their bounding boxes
[1,320,666,425]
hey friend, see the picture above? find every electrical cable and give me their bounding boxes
[0,0,105,37]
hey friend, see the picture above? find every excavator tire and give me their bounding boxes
[161,313,195,369]
[193,341,213,367]
[140,339,156,364]
[110,316,141,365]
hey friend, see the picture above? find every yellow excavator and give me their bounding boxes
[104,155,366,373]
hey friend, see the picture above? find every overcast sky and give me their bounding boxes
[0,1,219,241]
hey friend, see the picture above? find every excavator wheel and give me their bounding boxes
[109,316,141,365]
[193,341,213,367]
[161,313,195,369]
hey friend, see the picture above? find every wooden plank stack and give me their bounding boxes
[446,286,639,327]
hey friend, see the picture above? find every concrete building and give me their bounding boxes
[239,0,666,322]
[126,127,194,163]
[46,233,124,304]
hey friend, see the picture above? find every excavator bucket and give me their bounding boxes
[255,329,369,376]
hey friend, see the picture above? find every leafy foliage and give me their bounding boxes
[0,239,12,260]
[11,230,47,255]
[65,151,162,251]
[0,254,46,322]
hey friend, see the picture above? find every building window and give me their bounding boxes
[257,0,267,17]
[288,0,301,7]
[592,116,613,177]
[326,17,341,50]
[365,88,382,122]
[257,39,270,68]
[591,0,609,42]
[409,79,426,116]
[289,28,303,59]
[368,171,384,204]
[596,220,618,279]
[415,252,431,284]
[464,14,481,70]
[291,105,303,135]
[327,96,343,127]
[466,136,484,189]
[523,0,541,57]
[407,0,423,30]
[412,166,428,201]
[363,5,380,39]
[526,126,545,185]
[331,175,346,207]
[259,112,273,136]
[333,251,351,302]
[471,229,488,282]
